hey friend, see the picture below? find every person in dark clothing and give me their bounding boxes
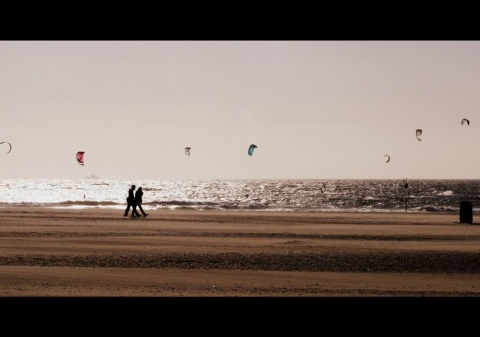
[124,184,140,217]
[134,186,149,217]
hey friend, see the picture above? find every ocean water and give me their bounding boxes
[0,178,479,213]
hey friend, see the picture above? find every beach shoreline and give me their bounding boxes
[1,207,480,297]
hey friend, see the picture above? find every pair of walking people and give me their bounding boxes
[124,184,148,218]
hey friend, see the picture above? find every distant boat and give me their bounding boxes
[86,174,99,179]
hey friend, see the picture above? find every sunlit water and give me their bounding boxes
[1,178,479,213]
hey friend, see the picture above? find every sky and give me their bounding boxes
[1,40,479,180]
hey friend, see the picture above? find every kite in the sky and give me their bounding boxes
[248,144,257,156]
[384,155,390,163]
[185,147,191,156]
[0,141,12,154]
[76,151,85,166]
[416,129,422,141]
[461,118,470,126]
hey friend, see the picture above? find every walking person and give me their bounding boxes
[135,186,149,217]
[124,184,140,217]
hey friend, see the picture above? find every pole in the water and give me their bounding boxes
[404,178,409,213]
[405,193,410,212]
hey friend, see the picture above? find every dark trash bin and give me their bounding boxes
[460,201,473,224]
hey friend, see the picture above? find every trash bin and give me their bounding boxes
[460,201,473,224]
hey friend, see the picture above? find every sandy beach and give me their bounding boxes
[1,207,480,297]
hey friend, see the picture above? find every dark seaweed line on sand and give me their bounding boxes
[0,231,479,241]
[239,287,480,297]
[1,252,480,273]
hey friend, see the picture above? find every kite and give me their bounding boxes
[248,144,257,156]
[76,151,85,166]
[320,183,326,193]
[416,129,422,141]
[0,141,12,154]
[384,155,390,163]
[461,118,470,126]
[185,147,191,156]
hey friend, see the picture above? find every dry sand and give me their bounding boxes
[1,207,480,297]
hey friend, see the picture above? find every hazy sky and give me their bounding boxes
[1,40,479,180]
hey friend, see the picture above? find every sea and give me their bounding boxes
[1,178,479,213]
